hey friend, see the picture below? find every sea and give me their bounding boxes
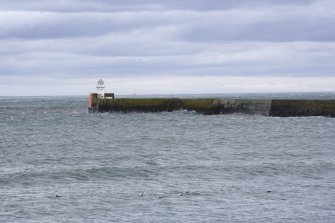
[1,93,335,222]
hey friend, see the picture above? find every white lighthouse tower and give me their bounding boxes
[96,79,105,98]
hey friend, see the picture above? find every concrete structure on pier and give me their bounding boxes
[88,80,114,111]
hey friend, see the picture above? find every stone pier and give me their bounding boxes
[88,94,335,117]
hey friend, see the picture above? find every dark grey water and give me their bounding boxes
[1,94,335,222]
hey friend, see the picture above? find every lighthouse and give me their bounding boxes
[96,79,105,98]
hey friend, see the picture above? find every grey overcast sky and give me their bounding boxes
[0,0,335,96]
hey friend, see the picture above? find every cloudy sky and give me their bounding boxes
[0,0,335,96]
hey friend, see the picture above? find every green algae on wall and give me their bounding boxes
[90,98,220,114]
[93,98,272,115]
[104,98,184,113]
[182,99,218,114]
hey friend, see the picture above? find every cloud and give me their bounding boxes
[0,0,316,13]
[0,0,334,95]
[1,38,334,77]
[1,2,335,42]
[178,8,335,42]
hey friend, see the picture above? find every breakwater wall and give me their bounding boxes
[88,94,335,117]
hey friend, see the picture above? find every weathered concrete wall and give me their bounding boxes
[181,99,271,115]
[104,93,115,99]
[88,93,98,112]
[270,100,335,117]
[103,98,184,113]
[213,99,272,115]
[89,98,271,115]
[88,94,335,117]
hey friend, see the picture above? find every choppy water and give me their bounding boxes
[1,94,335,222]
